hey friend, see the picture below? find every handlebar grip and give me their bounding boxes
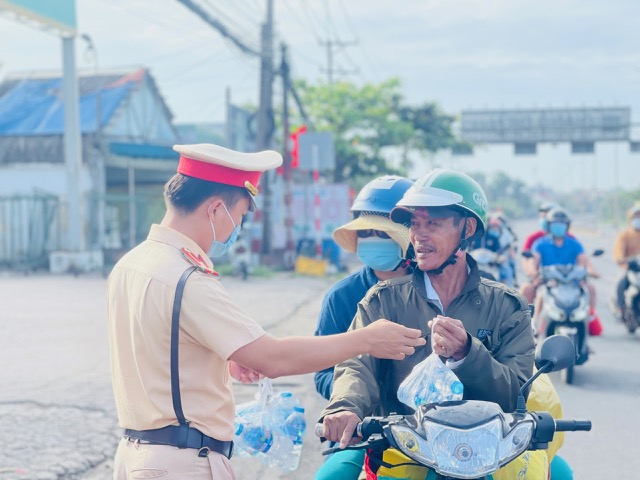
[555,419,592,431]
[314,422,363,441]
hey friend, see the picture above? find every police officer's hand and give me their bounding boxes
[362,319,426,360]
[428,315,470,361]
[228,360,262,383]
[321,411,362,449]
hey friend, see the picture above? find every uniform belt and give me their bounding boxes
[124,425,233,459]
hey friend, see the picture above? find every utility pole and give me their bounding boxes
[257,0,275,257]
[319,39,358,84]
[177,0,277,258]
[280,43,295,269]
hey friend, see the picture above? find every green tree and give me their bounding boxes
[293,79,458,187]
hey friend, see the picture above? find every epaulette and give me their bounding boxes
[361,274,413,305]
[480,277,529,311]
[181,247,218,276]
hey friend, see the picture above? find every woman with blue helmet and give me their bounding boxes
[314,175,413,480]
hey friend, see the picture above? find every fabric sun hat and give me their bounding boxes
[173,143,283,210]
[333,213,411,257]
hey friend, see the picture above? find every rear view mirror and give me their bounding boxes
[535,335,576,372]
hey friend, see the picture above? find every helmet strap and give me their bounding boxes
[426,212,470,276]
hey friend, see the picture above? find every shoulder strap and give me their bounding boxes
[171,266,198,429]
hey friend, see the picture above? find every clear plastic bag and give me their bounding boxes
[397,351,464,410]
[233,378,304,471]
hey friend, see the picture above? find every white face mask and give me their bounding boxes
[632,217,640,231]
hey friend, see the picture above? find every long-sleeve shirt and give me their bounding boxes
[314,266,379,400]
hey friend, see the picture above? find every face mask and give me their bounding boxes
[208,203,241,258]
[539,218,548,231]
[488,228,501,236]
[549,222,568,238]
[632,218,640,231]
[356,237,403,271]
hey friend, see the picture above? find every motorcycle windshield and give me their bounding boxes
[550,284,581,310]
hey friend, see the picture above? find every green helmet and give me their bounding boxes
[391,169,488,236]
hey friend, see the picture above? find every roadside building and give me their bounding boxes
[0,67,179,271]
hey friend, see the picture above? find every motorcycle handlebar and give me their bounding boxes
[315,418,382,442]
[555,419,592,432]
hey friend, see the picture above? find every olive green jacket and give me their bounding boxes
[321,255,535,420]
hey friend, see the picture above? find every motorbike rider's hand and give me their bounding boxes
[321,411,362,449]
[362,319,426,360]
[228,360,262,384]
[428,315,470,361]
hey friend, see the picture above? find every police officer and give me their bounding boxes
[107,143,426,479]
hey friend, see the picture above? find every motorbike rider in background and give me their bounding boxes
[314,175,414,480]
[612,203,640,319]
[472,214,515,286]
[521,208,600,335]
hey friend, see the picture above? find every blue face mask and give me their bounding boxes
[539,218,548,231]
[208,203,241,258]
[356,237,403,271]
[549,222,568,238]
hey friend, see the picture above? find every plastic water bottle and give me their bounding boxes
[283,405,306,469]
[275,392,297,419]
[413,379,464,406]
[234,415,297,470]
[264,426,296,471]
[234,420,273,457]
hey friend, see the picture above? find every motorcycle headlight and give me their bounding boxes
[390,418,533,480]
[543,302,565,321]
[497,420,534,465]
[390,425,436,466]
[570,297,589,321]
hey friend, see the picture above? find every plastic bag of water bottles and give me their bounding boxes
[397,352,464,410]
[233,378,306,471]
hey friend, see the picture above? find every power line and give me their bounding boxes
[336,0,381,81]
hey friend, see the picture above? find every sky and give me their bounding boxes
[1,0,639,192]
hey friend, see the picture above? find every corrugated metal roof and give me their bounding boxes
[0,68,170,136]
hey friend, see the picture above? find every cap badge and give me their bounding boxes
[244,180,258,196]
[181,247,218,276]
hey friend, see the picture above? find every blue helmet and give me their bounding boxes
[351,175,413,216]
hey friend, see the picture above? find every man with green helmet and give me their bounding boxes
[319,170,535,469]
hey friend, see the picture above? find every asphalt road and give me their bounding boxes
[0,217,636,479]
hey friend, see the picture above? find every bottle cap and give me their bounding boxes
[293,406,305,413]
[451,381,464,395]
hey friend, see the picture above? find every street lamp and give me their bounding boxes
[80,33,106,257]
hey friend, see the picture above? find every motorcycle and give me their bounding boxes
[622,255,640,334]
[469,248,506,284]
[317,335,590,480]
[524,249,603,384]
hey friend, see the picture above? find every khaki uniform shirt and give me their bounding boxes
[107,224,265,441]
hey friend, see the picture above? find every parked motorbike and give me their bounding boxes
[524,249,603,384]
[230,237,251,281]
[622,255,640,334]
[317,335,590,480]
